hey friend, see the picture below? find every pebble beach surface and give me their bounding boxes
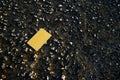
[0,0,120,80]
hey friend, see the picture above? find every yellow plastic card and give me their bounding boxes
[27,28,52,51]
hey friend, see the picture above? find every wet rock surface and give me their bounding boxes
[0,0,120,80]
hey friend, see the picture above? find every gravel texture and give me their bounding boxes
[0,0,120,80]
